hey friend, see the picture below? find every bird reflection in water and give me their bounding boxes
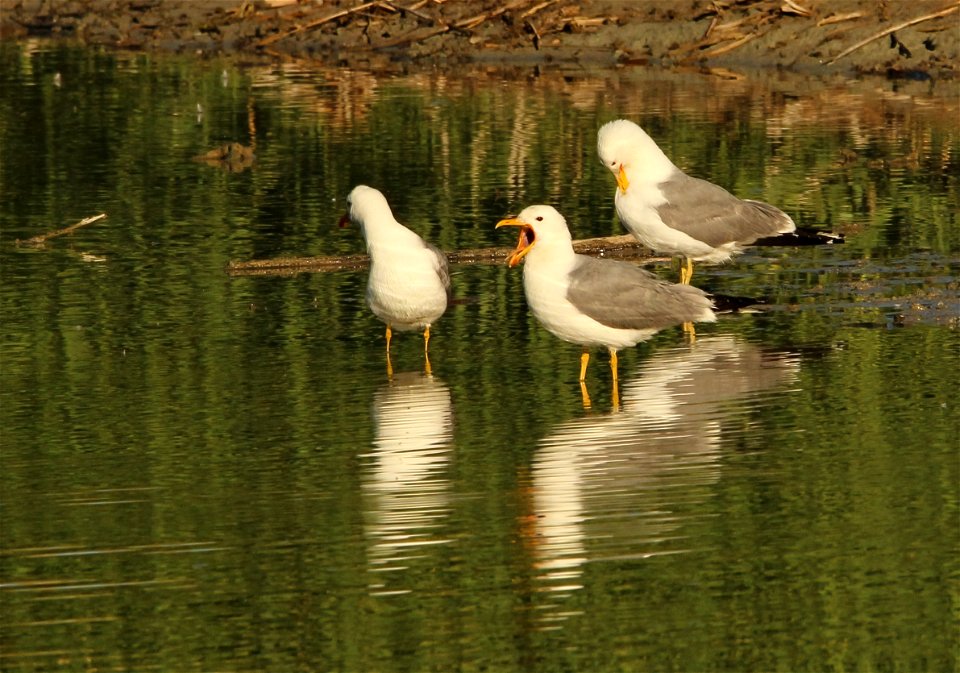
[386,349,433,379]
[521,335,799,627]
[361,371,454,596]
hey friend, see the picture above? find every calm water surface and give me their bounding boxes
[1,45,958,672]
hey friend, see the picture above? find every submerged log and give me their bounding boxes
[226,233,654,276]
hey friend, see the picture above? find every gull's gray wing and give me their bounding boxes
[656,170,795,247]
[425,241,452,299]
[567,255,713,330]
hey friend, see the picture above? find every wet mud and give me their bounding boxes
[3,0,958,78]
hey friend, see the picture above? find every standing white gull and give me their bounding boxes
[340,185,450,367]
[496,205,716,388]
[597,119,800,284]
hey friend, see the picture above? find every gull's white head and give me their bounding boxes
[495,204,573,267]
[597,119,673,192]
[340,185,396,236]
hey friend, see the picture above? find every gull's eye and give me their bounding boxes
[535,216,543,222]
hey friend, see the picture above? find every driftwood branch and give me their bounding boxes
[18,213,107,247]
[227,234,653,277]
[825,3,960,65]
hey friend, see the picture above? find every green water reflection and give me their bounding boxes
[1,45,958,672]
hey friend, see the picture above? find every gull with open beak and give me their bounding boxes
[340,185,450,370]
[496,205,716,387]
[598,119,813,285]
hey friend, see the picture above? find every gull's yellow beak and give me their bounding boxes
[616,163,629,193]
[496,217,535,268]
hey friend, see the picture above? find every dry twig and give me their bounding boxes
[373,0,533,50]
[780,0,812,17]
[825,3,959,65]
[379,0,432,23]
[700,31,759,57]
[526,18,541,49]
[520,1,557,20]
[817,11,864,27]
[256,0,380,47]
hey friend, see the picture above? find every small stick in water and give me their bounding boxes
[19,213,107,246]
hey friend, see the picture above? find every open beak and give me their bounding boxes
[616,163,629,193]
[338,212,351,228]
[496,217,535,268]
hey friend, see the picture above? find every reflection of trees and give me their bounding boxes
[242,61,956,256]
[250,64,381,128]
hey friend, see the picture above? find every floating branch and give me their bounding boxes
[228,253,373,276]
[18,213,107,247]
[825,3,959,65]
[227,234,649,277]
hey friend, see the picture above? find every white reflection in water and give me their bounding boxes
[527,335,799,620]
[361,372,454,595]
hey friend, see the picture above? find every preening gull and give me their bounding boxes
[340,185,450,365]
[598,119,822,284]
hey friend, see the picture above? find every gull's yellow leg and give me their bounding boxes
[579,349,590,382]
[579,381,592,410]
[386,350,394,379]
[682,321,697,342]
[609,350,621,411]
[385,325,393,353]
[423,325,431,354]
[424,351,433,376]
[679,257,695,285]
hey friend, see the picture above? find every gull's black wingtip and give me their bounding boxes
[754,227,845,247]
[711,293,766,314]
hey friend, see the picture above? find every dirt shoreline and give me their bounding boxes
[3,0,958,78]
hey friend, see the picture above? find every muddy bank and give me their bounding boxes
[3,0,958,78]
